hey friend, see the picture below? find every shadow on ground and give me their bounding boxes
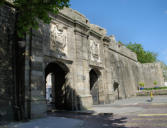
[48,111,138,128]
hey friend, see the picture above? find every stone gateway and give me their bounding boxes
[0,4,164,121]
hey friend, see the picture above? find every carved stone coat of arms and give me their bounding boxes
[90,39,100,62]
[50,23,67,54]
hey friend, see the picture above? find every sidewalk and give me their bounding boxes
[91,96,167,115]
[1,116,83,128]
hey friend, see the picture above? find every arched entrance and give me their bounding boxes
[89,69,101,105]
[45,62,70,110]
[113,82,120,100]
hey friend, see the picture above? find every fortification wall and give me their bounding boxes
[138,63,164,88]
[0,5,165,120]
[0,4,15,120]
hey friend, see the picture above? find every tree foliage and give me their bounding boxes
[2,0,70,37]
[125,42,157,63]
[118,41,124,46]
[139,82,144,87]
[0,0,5,5]
[153,81,157,86]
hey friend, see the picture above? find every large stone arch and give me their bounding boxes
[44,61,73,110]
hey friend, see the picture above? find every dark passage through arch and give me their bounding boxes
[89,69,100,105]
[113,82,120,100]
[45,62,69,110]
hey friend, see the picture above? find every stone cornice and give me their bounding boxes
[58,12,105,39]
[74,29,89,37]
[109,47,138,62]
[44,55,73,64]
[58,12,90,30]
[90,29,103,39]
[103,36,111,42]
[89,64,104,70]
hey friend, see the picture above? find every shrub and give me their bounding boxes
[153,81,158,86]
[139,82,144,87]
[142,86,167,90]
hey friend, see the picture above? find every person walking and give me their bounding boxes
[150,91,153,102]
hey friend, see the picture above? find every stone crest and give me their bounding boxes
[50,23,67,54]
[90,39,100,62]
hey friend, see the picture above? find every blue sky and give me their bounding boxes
[70,0,167,64]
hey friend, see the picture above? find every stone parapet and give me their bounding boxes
[60,8,137,62]
[108,36,137,62]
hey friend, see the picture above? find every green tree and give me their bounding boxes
[1,0,70,120]
[2,0,70,37]
[126,42,157,63]
[0,0,5,5]
[118,41,124,46]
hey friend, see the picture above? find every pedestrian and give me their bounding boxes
[150,91,153,102]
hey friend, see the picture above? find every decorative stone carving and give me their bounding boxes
[90,39,100,62]
[50,23,67,54]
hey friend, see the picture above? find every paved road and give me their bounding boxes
[1,96,167,128]
[51,96,167,128]
[0,117,83,128]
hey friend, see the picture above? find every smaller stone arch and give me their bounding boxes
[89,68,101,105]
[113,81,120,100]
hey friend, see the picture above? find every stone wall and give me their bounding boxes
[161,63,167,82]
[104,36,164,101]
[0,4,15,120]
[106,38,138,101]
[0,5,165,120]
[138,63,164,88]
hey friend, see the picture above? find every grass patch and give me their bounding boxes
[142,86,167,90]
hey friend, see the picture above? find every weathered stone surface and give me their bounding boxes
[0,4,15,120]
[0,5,165,120]
[138,63,164,88]
[161,63,167,82]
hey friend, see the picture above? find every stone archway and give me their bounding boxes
[45,62,71,110]
[113,82,120,100]
[89,69,101,105]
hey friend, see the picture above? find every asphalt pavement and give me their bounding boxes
[1,96,167,128]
